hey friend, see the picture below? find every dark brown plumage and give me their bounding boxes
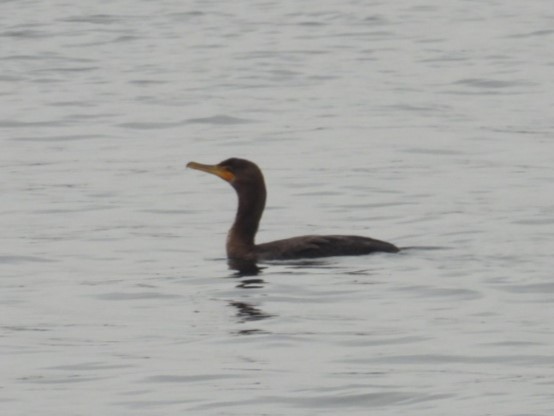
[187,158,399,264]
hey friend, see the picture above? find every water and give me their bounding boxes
[2,1,553,414]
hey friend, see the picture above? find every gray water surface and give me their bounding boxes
[2,1,554,415]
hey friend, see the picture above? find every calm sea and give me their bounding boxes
[2,1,553,415]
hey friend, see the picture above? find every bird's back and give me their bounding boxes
[256,235,399,260]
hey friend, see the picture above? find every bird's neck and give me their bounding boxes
[226,186,266,260]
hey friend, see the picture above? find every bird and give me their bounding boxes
[187,158,399,266]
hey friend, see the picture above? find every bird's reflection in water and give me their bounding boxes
[226,261,272,335]
[229,301,272,323]
[229,301,272,335]
[228,259,263,277]
[228,259,269,289]
[234,328,266,335]
[236,278,265,289]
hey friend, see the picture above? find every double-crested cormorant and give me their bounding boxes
[187,158,399,263]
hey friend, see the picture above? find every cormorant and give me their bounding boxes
[187,158,399,264]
